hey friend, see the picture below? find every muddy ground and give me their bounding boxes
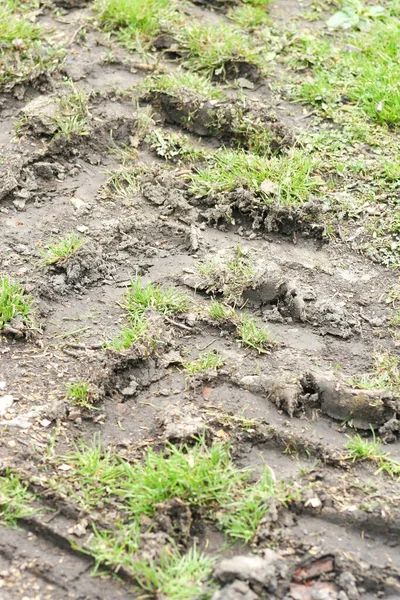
[1,0,400,599]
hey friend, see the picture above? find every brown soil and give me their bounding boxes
[1,1,400,599]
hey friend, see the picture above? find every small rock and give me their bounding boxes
[338,572,359,600]
[0,381,6,390]
[0,395,14,417]
[13,198,26,211]
[20,95,58,135]
[305,497,322,509]
[214,553,279,591]
[211,580,259,600]
[76,225,88,233]
[121,380,138,396]
[70,197,87,210]
[0,172,18,201]
[160,404,206,441]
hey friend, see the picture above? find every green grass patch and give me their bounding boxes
[105,315,159,352]
[208,300,237,322]
[55,80,91,138]
[198,246,257,304]
[237,314,272,353]
[45,437,298,593]
[0,2,40,44]
[105,277,188,352]
[65,381,95,409]
[146,130,207,163]
[124,276,189,318]
[0,470,36,527]
[0,276,33,330]
[228,4,271,30]
[141,70,222,100]
[349,352,400,393]
[94,0,181,49]
[40,232,84,265]
[291,19,400,125]
[189,148,319,207]
[88,531,215,600]
[0,1,62,87]
[179,23,264,78]
[52,437,291,542]
[183,350,226,375]
[345,432,400,478]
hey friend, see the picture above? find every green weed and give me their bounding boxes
[345,433,400,479]
[350,352,400,393]
[0,470,36,527]
[0,277,33,330]
[65,381,94,409]
[105,315,158,352]
[55,80,90,137]
[208,300,236,322]
[198,246,257,304]
[124,276,189,318]
[40,232,84,265]
[183,350,226,375]
[190,148,319,207]
[237,314,272,353]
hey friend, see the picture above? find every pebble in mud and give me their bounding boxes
[214,551,282,593]
[211,580,259,600]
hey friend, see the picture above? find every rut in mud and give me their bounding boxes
[1,0,400,599]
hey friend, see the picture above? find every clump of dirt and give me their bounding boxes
[239,371,400,436]
[143,89,294,154]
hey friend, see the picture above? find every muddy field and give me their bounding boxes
[1,0,400,598]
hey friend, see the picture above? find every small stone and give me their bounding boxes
[70,197,87,210]
[305,497,322,509]
[0,395,14,417]
[20,95,58,135]
[214,553,279,589]
[76,225,88,233]
[211,580,259,600]
[13,198,26,211]
[121,380,138,396]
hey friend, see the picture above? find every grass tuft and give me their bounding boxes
[179,23,263,78]
[0,470,36,527]
[0,276,33,330]
[237,314,272,353]
[198,246,257,304]
[350,352,400,393]
[105,315,158,352]
[0,1,62,87]
[292,21,400,125]
[190,148,319,207]
[65,381,95,409]
[208,300,236,322]
[40,232,84,266]
[95,0,180,49]
[124,276,189,318]
[345,432,400,479]
[141,70,222,100]
[183,350,226,375]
